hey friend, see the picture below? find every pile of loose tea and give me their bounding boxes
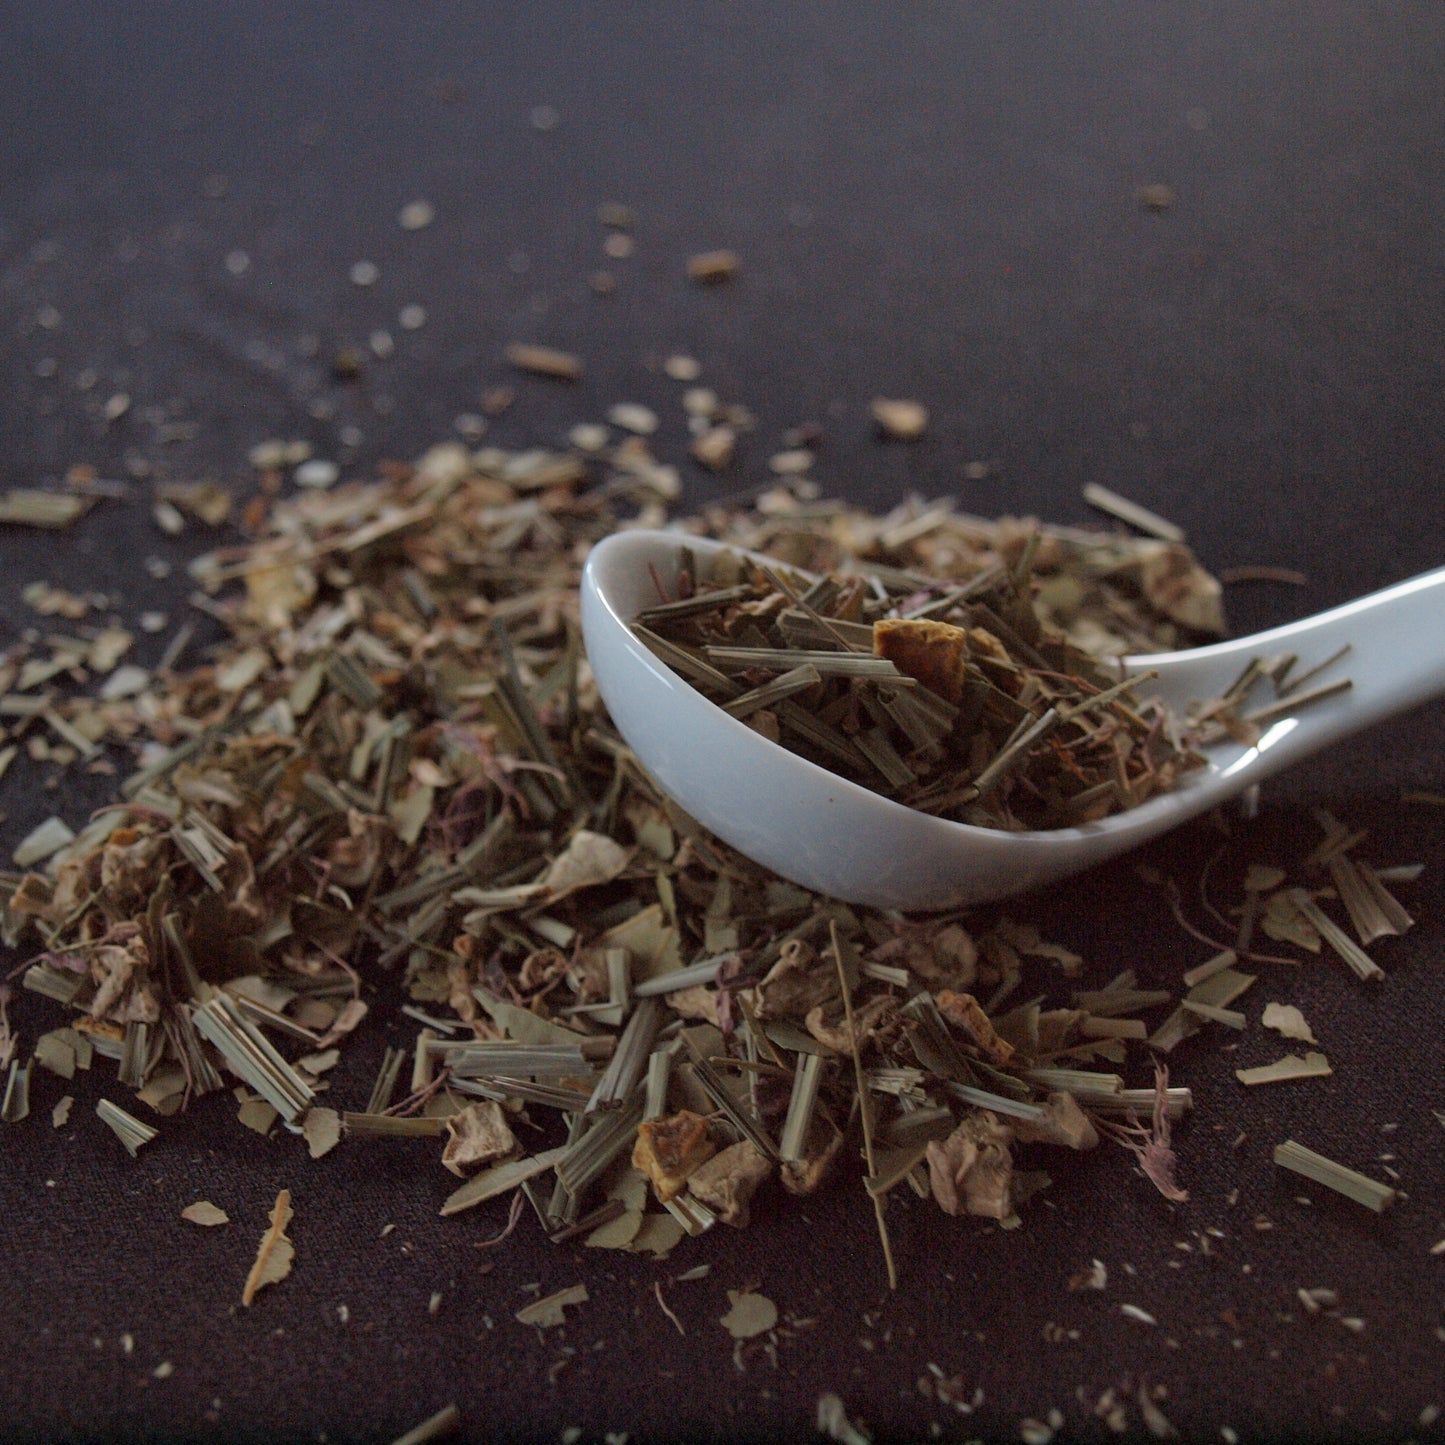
[632,541,1209,829]
[0,437,1405,1286]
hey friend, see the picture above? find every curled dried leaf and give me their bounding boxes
[934,990,1015,1065]
[926,1110,1015,1219]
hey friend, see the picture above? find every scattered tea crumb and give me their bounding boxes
[691,424,736,470]
[389,1403,460,1445]
[398,200,436,231]
[607,402,658,435]
[687,249,741,283]
[816,1393,872,1444]
[505,344,582,381]
[870,397,928,440]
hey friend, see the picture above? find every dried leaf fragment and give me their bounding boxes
[181,1200,230,1227]
[629,1212,687,1257]
[1236,1051,1332,1087]
[13,816,76,868]
[302,1107,342,1159]
[439,1145,568,1217]
[540,830,632,900]
[1136,541,1225,634]
[584,1209,644,1250]
[515,1282,588,1329]
[719,1288,777,1339]
[242,1188,295,1305]
[1261,1002,1317,1044]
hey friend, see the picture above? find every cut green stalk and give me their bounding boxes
[96,1097,157,1155]
[1273,1138,1396,1212]
[192,993,315,1124]
[342,1113,446,1138]
[778,1051,824,1164]
[1288,889,1385,982]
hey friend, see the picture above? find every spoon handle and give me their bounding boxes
[1130,565,1445,782]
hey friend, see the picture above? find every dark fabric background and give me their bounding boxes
[2,4,1444,1441]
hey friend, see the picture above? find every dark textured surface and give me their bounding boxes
[3,4,1445,1441]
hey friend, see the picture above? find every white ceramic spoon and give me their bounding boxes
[581,529,1445,911]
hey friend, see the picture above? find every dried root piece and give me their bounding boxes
[441,1101,517,1177]
[755,939,837,1020]
[780,1117,844,1197]
[805,994,897,1053]
[1011,1092,1098,1151]
[633,1110,716,1203]
[874,922,977,992]
[872,618,968,703]
[687,1141,774,1227]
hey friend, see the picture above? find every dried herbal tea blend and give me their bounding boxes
[0,431,1402,1281]
[632,543,1210,830]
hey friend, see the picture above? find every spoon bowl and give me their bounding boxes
[580,530,1445,911]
